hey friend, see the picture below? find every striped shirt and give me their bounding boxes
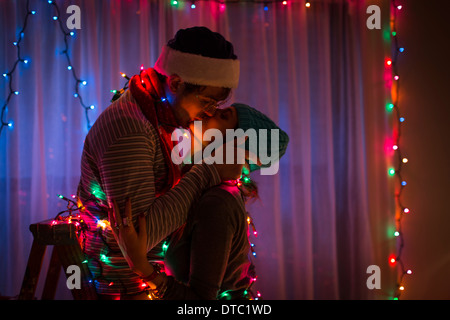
[77,89,221,294]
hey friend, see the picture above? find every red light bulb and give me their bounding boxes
[389,254,397,266]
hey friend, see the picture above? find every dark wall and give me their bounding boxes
[399,1,450,299]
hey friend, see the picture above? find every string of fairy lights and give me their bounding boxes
[46,0,95,130]
[47,0,96,130]
[0,0,34,135]
[1,0,95,136]
[168,0,312,9]
[387,0,411,300]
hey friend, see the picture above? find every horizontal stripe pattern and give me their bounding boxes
[77,90,220,294]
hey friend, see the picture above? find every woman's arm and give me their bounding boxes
[108,198,165,290]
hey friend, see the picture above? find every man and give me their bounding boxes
[77,27,245,298]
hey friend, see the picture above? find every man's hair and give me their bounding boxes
[158,27,237,99]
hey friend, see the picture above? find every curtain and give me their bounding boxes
[0,0,395,299]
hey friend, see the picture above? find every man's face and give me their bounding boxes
[169,76,231,128]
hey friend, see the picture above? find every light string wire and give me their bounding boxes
[1,0,95,136]
[6,0,396,298]
[0,0,35,135]
[389,0,410,300]
[47,0,95,130]
[169,0,312,9]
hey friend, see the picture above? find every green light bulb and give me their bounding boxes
[162,241,169,255]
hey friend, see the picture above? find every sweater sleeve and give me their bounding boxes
[100,132,221,251]
[163,192,235,300]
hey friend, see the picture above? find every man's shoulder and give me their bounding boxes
[88,90,157,142]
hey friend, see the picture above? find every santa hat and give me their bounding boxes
[154,45,240,89]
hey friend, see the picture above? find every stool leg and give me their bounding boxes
[41,247,62,300]
[18,241,46,300]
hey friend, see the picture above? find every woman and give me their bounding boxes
[109,103,289,299]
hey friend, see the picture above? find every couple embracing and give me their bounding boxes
[77,26,289,300]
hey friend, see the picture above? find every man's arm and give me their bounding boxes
[100,131,221,251]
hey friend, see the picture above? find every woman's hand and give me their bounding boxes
[108,198,153,277]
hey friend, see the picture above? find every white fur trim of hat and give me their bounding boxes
[154,45,240,89]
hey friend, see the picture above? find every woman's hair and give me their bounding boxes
[239,178,259,204]
[159,27,237,99]
[238,165,259,203]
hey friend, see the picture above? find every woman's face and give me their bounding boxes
[188,106,238,150]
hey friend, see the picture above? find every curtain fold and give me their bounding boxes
[0,0,393,299]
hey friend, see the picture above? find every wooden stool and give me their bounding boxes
[18,219,97,300]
